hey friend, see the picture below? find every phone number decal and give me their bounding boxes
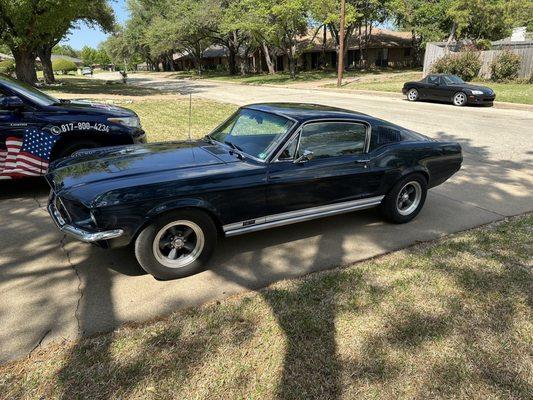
[51,122,110,134]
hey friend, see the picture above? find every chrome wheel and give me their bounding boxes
[396,181,422,216]
[407,88,418,101]
[453,92,467,106]
[152,220,205,269]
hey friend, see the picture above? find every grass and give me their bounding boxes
[40,76,238,142]
[167,68,423,86]
[1,214,531,400]
[44,76,162,97]
[127,100,237,142]
[479,82,533,105]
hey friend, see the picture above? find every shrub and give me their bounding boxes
[0,59,15,75]
[490,51,522,82]
[476,39,492,50]
[52,58,77,74]
[431,50,482,81]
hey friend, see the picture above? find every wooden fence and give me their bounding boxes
[423,41,533,79]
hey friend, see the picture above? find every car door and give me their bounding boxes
[266,120,384,216]
[425,75,442,99]
[0,89,48,178]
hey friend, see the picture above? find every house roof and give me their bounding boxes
[47,55,83,65]
[302,27,413,52]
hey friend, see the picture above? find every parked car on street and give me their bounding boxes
[46,103,463,280]
[81,67,93,76]
[0,74,146,180]
[403,74,496,106]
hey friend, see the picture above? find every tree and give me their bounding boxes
[52,44,79,58]
[81,46,99,66]
[52,58,78,74]
[0,0,114,85]
[266,0,309,78]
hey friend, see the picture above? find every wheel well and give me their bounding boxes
[403,170,429,185]
[131,206,224,243]
[50,135,133,161]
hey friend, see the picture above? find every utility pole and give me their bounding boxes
[337,0,346,87]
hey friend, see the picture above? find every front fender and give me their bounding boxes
[146,197,221,223]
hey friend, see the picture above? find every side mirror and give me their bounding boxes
[294,149,314,164]
[0,96,25,110]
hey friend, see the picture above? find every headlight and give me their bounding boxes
[108,116,141,128]
[471,90,484,95]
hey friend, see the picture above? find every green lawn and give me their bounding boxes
[41,76,238,141]
[1,214,531,400]
[44,76,162,97]
[169,68,422,86]
[128,99,237,142]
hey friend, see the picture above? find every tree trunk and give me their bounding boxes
[12,47,37,85]
[321,25,328,68]
[261,42,275,74]
[288,45,297,79]
[228,46,237,75]
[37,46,55,84]
[446,22,457,50]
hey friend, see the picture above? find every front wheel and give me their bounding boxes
[453,92,467,106]
[407,88,419,102]
[135,209,218,280]
[380,174,428,224]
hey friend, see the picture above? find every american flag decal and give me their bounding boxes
[0,129,60,180]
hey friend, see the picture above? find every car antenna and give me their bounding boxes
[188,93,192,142]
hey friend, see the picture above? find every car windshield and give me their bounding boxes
[209,109,294,160]
[0,75,59,106]
[442,75,465,84]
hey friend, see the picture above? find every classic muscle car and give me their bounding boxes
[403,74,496,106]
[0,75,146,180]
[46,103,462,280]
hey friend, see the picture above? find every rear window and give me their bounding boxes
[369,125,430,151]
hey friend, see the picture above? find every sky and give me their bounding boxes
[62,0,129,50]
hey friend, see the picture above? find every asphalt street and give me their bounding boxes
[1,77,532,362]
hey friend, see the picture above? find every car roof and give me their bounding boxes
[243,103,374,124]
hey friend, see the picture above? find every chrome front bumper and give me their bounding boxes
[48,199,124,243]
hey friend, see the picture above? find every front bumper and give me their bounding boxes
[467,93,496,104]
[48,195,124,243]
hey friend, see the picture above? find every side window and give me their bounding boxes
[0,90,7,110]
[369,125,402,151]
[427,76,439,85]
[298,122,367,160]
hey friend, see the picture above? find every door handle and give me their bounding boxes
[355,159,370,164]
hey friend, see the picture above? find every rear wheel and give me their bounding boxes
[407,88,419,102]
[380,173,428,224]
[453,92,467,106]
[135,209,217,280]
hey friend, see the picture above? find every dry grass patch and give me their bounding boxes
[1,215,531,400]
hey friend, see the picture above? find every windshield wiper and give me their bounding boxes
[203,135,216,144]
[224,141,246,160]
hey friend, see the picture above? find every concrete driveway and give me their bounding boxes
[1,77,532,363]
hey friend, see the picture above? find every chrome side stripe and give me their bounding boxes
[223,196,384,237]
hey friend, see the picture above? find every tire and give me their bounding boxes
[135,209,218,280]
[380,173,428,224]
[55,140,100,159]
[407,88,419,102]
[452,92,467,107]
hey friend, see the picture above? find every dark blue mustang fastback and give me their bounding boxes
[46,103,462,280]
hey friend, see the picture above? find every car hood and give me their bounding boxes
[46,141,230,195]
[50,100,138,117]
[450,83,494,94]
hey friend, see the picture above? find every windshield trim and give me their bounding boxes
[0,76,60,107]
[206,107,298,163]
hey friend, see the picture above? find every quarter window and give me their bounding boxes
[297,122,367,159]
